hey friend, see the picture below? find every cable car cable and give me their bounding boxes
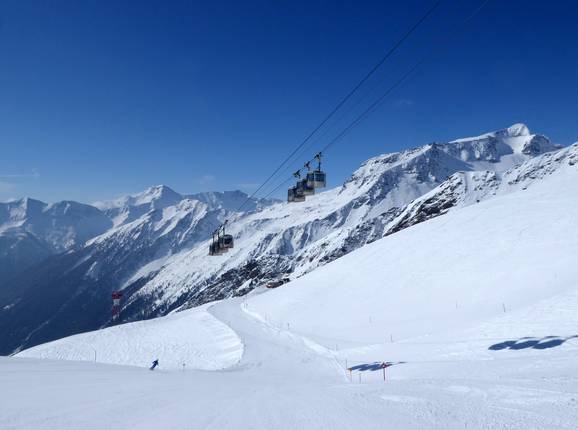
[262,0,490,200]
[318,0,490,157]
[210,0,489,246]
[234,0,442,213]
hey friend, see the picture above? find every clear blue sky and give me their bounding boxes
[1,0,577,203]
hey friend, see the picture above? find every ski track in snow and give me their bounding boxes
[4,293,578,429]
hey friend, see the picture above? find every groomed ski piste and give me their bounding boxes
[4,146,578,429]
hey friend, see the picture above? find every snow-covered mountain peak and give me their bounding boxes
[384,142,578,238]
[44,200,106,218]
[187,190,279,213]
[93,186,277,229]
[93,185,184,227]
[0,198,46,232]
[451,123,531,143]
[449,123,559,163]
[502,122,530,137]
[342,142,470,199]
[345,145,432,187]
[0,197,112,280]
[134,185,182,206]
[94,185,182,211]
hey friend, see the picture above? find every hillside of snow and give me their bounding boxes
[17,304,242,370]
[7,143,578,429]
[247,143,578,346]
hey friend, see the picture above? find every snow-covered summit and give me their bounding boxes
[187,190,278,212]
[93,185,182,211]
[0,198,112,281]
[0,197,45,230]
[93,185,184,227]
[344,123,558,197]
[94,186,277,227]
[449,122,560,162]
[0,197,112,251]
[385,142,578,236]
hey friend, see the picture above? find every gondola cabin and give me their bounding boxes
[209,240,227,255]
[219,234,234,250]
[288,186,305,203]
[298,178,315,196]
[306,170,326,188]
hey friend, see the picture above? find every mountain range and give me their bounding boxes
[0,123,571,355]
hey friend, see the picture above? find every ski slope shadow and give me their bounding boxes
[348,361,405,372]
[488,335,578,351]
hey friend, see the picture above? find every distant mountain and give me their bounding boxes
[0,229,53,282]
[186,190,278,213]
[0,124,569,355]
[0,188,274,291]
[0,198,112,251]
[0,198,112,281]
[94,186,277,227]
[93,185,184,227]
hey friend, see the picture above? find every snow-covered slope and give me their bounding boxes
[248,141,578,345]
[17,304,242,370]
[10,146,578,429]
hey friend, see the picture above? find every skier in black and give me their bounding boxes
[150,359,159,370]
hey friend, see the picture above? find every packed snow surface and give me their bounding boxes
[3,137,578,429]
